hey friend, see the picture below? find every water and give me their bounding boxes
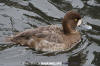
[0,0,100,66]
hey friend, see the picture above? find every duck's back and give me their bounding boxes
[11,25,64,43]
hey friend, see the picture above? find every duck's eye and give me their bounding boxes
[74,19,78,22]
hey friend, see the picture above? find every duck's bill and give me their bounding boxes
[77,19,82,26]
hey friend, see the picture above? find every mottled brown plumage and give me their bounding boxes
[6,11,82,52]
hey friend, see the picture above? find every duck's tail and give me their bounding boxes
[4,35,16,44]
[5,35,14,42]
[4,35,42,48]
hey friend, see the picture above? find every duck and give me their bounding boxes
[6,10,82,52]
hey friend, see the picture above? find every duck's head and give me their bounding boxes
[62,11,82,34]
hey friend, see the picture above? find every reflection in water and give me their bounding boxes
[49,0,72,12]
[92,51,100,66]
[68,53,86,66]
[0,0,100,66]
[0,44,12,51]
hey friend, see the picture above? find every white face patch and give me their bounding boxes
[77,19,82,26]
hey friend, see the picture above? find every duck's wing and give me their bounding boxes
[7,25,52,43]
[13,26,52,39]
[13,25,62,38]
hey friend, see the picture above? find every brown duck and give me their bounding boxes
[6,11,82,52]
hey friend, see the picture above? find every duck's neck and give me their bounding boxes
[62,21,76,34]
